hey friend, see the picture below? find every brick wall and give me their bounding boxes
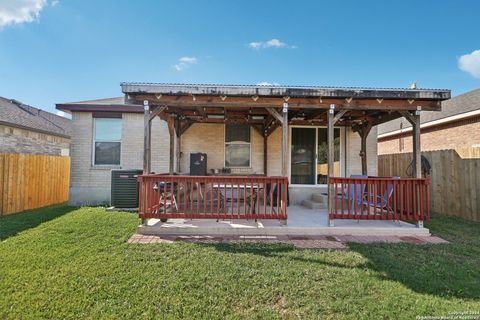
[180,124,377,177]
[68,112,170,205]
[378,121,480,155]
[179,123,268,174]
[0,124,70,156]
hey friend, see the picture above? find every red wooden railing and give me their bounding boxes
[138,175,288,220]
[328,177,430,222]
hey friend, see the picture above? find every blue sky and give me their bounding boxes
[0,0,479,115]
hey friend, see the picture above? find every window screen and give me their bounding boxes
[94,118,122,165]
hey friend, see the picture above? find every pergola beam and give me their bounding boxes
[129,94,443,111]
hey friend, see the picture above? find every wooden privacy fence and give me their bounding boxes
[0,154,70,216]
[378,147,480,222]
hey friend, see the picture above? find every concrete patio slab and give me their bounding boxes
[137,205,431,237]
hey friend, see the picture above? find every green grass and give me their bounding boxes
[1,206,479,319]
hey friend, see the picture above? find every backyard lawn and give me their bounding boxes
[1,206,479,319]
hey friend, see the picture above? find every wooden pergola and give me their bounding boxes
[122,83,449,175]
[122,83,449,226]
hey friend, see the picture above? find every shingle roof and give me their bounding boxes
[378,88,480,135]
[0,97,72,138]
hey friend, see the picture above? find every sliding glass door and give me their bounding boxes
[291,128,316,184]
[290,127,341,185]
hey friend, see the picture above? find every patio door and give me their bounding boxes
[290,127,341,185]
[291,128,316,184]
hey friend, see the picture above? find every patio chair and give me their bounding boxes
[337,175,368,209]
[153,181,178,214]
[264,182,288,214]
[362,176,400,215]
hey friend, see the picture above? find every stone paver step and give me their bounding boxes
[301,199,327,210]
[128,234,449,249]
[312,193,328,203]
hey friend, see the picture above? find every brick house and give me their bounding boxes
[0,96,71,156]
[57,93,380,207]
[55,97,170,205]
[378,88,480,154]
[57,82,449,224]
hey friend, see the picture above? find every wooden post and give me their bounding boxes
[175,117,181,173]
[412,112,421,179]
[399,108,423,227]
[412,110,423,228]
[282,103,288,177]
[263,132,268,176]
[167,117,175,175]
[327,104,335,227]
[326,106,348,227]
[143,100,151,174]
[355,122,373,176]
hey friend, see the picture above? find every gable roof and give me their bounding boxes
[378,88,480,136]
[0,97,72,138]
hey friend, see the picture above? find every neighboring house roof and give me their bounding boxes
[378,88,480,137]
[0,96,72,138]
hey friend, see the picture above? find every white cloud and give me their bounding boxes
[248,41,263,49]
[265,39,286,48]
[56,110,65,117]
[458,50,480,78]
[173,56,197,71]
[0,0,52,27]
[248,39,296,50]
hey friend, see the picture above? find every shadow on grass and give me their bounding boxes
[0,205,77,241]
[348,214,480,300]
[202,242,367,270]
[202,213,480,300]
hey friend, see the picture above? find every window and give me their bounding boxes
[225,124,250,167]
[93,118,122,165]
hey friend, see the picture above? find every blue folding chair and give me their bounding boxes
[362,176,400,214]
[338,174,368,207]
